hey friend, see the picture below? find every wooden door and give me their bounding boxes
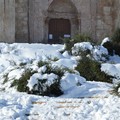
[48,19,71,44]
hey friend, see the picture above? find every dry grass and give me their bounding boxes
[57,105,80,109]
[32,101,46,104]
[32,96,108,105]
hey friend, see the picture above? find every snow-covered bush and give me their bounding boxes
[27,63,77,96]
[27,72,63,96]
[72,42,109,62]
[113,83,120,97]
[103,40,120,56]
[60,73,86,92]
[7,60,80,96]
[63,33,92,54]
[102,38,114,55]
[103,28,120,56]
[72,42,92,56]
[92,45,109,61]
[75,56,112,83]
[11,69,36,92]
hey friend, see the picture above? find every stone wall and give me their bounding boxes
[0,0,15,43]
[96,0,115,40]
[29,0,45,43]
[115,0,120,28]
[0,0,120,43]
[28,0,97,43]
[15,0,28,43]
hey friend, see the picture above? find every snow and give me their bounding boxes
[92,45,108,61]
[73,42,93,51]
[0,92,119,120]
[0,42,119,120]
[53,58,77,69]
[101,63,120,80]
[27,73,58,91]
[8,69,25,80]
[60,73,86,92]
[101,37,110,45]
[72,42,108,61]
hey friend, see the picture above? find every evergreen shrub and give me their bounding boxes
[75,56,112,83]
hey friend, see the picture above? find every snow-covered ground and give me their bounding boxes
[0,41,120,120]
[0,92,120,120]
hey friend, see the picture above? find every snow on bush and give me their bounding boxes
[101,63,120,80]
[1,40,120,98]
[92,45,108,61]
[72,42,109,61]
[1,57,86,96]
[101,37,110,46]
[60,73,86,92]
[27,72,59,96]
[26,63,85,96]
[72,42,93,56]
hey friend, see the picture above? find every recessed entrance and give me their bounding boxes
[48,18,71,44]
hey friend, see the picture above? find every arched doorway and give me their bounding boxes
[48,18,71,44]
[45,0,79,44]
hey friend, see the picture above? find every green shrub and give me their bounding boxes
[72,46,91,57]
[102,41,114,55]
[28,65,65,96]
[19,62,27,66]
[11,69,37,92]
[63,33,92,54]
[31,78,63,97]
[113,44,120,55]
[73,34,92,43]
[75,57,112,83]
[3,73,9,84]
[112,83,120,97]
[29,64,75,96]
[103,41,120,56]
[38,60,49,67]
[63,38,74,54]
[45,65,64,78]
[103,28,120,56]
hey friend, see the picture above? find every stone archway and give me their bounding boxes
[44,0,79,43]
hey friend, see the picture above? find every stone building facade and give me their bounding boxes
[0,0,120,43]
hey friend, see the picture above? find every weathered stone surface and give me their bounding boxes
[0,0,15,43]
[0,0,120,43]
[15,0,28,43]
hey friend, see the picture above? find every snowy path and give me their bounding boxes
[0,92,120,120]
[28,96,120,120]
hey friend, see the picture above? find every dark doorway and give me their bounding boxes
[48,18,71,44]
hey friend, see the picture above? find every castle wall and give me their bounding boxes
[0,0,119,43]
[115,0,120,28]
[0,0,15,43]
[96,0,115,40]
[15,0,29,43]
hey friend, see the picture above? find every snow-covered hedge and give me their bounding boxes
[2,60,86,96]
